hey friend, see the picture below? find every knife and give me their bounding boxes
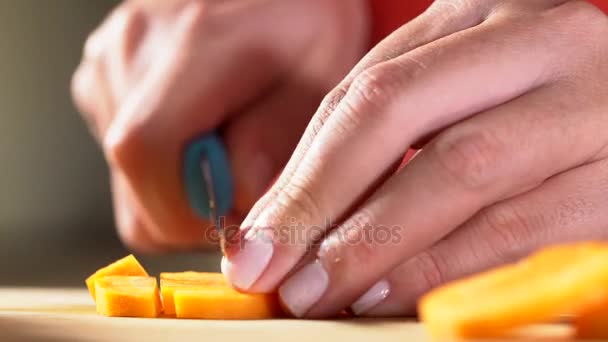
[184,133,233,254]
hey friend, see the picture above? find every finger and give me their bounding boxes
[236,0,491,232]
[111,172,167,254]
[223,0,494,291]
[224,77,328,216]
[359,158,608,316]
[225,2,577,292]
[71,60,113,139]
[234,0,574,236]
[72,2,143,140]
[278,60,608,317]
[103,3,147,102]
[103,0,334,246]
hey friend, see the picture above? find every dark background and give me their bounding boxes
[0,0,219,287]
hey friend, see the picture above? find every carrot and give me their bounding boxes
[160,271,227,283]
[419,243,608,338]
[86,255,148,300]
[87,262,282,320]
[95,276,162,318]
[174,286,282,319]
[160,272,227,315]
[575,300,608,339]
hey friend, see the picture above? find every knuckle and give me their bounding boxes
[430,0,476,16]
[318,212,379,265]
[175,1,211,43]
[71,64,93,113]
[476,203,536,259]
[272,180,324,227]
[549,1,608,44]
[555,196,596,230]
[344,210,378,260]
[110,5,138,31]
[311,86,348,137]
[83,29,105,61]
[337,64,402,135]
[349,66,396,112]
[111,5,147,59]
[102,121,146,172]
[431,127,505,190]
[318,209,378,265]
[85,4,146,62]
[412,249,447,291]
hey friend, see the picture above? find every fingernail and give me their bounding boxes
[222,232,273,290]
[351,279,390,316]
[279,261,329,317]
[183,133,233,219]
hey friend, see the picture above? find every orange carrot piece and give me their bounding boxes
[174,286,282,319]
[160,271,227,283]
[576,300,608,339]
[160,272,227,315]
[86,255,148,300]
[419,243,608,338]
[95,276,162,318]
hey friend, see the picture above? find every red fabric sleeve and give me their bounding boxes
[369,0,608,46]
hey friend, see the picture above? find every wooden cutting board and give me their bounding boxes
[0,288,577,342]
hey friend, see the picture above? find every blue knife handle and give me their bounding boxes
[183,133,234,219]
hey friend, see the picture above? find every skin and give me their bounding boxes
[75,0,608,318]
[72,0,369,252]
[221,0,608,318]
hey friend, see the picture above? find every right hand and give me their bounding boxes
[71,0,369,252]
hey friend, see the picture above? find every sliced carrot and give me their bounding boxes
[86,255,148,300]
[419,243,608,338]
[160,271,227,284]
[160,272,227,315]
[174,286,282,319]
[575,299,608,339]
[95,276,162,318]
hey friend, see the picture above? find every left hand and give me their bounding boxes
[222,0,608,317]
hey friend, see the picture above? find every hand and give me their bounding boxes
[71,0,368,252]
[222,0,608,317]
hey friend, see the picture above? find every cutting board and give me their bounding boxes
[0,288,578,342]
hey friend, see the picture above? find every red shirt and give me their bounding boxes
[369,0,608,45]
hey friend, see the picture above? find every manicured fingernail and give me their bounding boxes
[222,233,273,290]
[279,261,329,317]
[351,279,390,316]
[183,133,233,219]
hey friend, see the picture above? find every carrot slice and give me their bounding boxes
[160,271,227,283]
[419,243,608,338]
[576,299,608,339]
[95,276,162,318]
[174,286,282,319]
[86,255,148,300]
[160,272,227,315]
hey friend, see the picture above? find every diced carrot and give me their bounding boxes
[160,272,227,315]
[160,271,227,284]
[419,243,608,338]
[86,255,148,300]
[174,286,282,319]
[95,276,162,318]
[576,299,608,339]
